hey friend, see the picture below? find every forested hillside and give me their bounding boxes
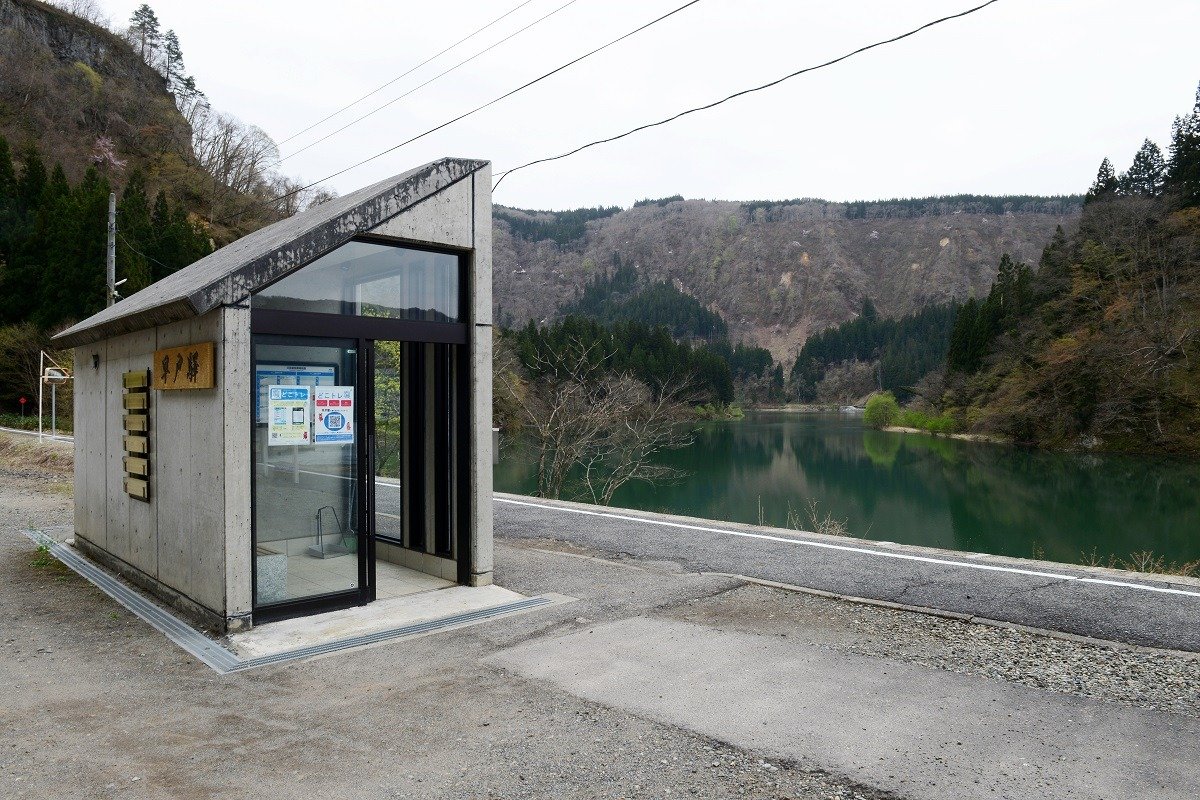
[791,299,958,403]
[493,193,1079,364]
[940,83,1200,454]
[0,0,329,414]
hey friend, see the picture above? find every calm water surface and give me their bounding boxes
[494,411,1200,567]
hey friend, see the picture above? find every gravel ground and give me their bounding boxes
[662,583,1200,718]
[3,432,1196,799]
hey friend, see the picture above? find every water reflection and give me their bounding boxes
[494,412,1200,566]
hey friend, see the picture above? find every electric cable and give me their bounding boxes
[492,0,1002,190]
[276,0,583,166]
[216,0,703,225]
[277,0,537,148]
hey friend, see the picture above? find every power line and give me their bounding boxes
[492,0,1003,191]
[277,0,537,148]
[219,0,702,225]
[277,0,582,166]
[117,230,173,275]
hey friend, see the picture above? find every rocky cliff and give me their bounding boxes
[0,0,186,181]
[494,197,1079,362]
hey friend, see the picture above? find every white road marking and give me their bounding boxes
[495,496,1200,600]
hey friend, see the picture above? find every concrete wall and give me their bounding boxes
[72,161,492,630]
[369,165,493,586]
[73,306,251,631]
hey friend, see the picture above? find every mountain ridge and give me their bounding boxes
[493,195,1080,362]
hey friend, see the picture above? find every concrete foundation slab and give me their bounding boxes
[229,583,526,659]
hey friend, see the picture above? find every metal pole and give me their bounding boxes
[106,192,116,307]
[51,383,56,440]
[37,350,44,439]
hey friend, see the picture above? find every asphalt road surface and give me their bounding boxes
[495,493,1200,652]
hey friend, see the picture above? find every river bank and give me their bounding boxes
[882,424,1011,445]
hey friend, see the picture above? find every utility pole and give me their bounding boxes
[106,192,116,307]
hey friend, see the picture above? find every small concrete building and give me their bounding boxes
[54,158,493,631]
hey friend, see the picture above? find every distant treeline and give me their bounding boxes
[510,316,735,404]
[741,194,1083,222]
[0,136,211,330]
[494,206,622,247]
[842,194,1084,219]
[791,299,959,400]
[562,260,728,341]
[556,259,785,402]
[633,195,684,208]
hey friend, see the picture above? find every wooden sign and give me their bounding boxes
[152,341,215,390]
[123,369,151,502]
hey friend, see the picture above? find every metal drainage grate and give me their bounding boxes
[22,529,552,674]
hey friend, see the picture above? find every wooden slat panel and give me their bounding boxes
[123,456,149,476]
[124,434,149,454]
[122,392,148,410]
[123,370,149,388]
[123,476,149,501]
[124,413,148,432]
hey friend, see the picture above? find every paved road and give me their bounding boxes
[490,616,1200,800]
[495,493,1200,652]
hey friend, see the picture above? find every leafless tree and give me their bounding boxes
[496,336,695,503]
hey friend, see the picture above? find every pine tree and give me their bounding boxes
[128,4,161,63]
[1165,81,1200,208]
[117,171,153,294]
[1084,158,1118,204]
[15,147,46,212]
[1119,139,1167,197]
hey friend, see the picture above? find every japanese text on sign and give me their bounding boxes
[152,342,215,390]
[314,386,355,444]
[267,385,310,446]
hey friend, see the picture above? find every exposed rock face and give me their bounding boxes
[493,199,1078,362]
[0,0,183,182]
[0,0,164,89]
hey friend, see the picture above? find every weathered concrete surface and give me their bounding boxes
[489,615,1199,800]
[495,494,1200,651]
[4,450,1199,800]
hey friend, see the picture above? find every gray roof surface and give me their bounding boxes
[55,157,487,348]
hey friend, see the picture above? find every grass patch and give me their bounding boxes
[1082,547,1200,578]
[895,409,957,434]
[0,432,74,476]
[694,402,744,420]
[786,498,851,537]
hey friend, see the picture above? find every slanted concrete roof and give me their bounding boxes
[55,157,488,348]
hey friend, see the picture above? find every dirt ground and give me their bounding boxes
[1,433,1196,799]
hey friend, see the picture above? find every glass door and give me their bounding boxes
[252,335,371,618]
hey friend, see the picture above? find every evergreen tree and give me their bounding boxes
[15,147,46,213]
[1119,139,1167,197]
[117,171,153,294]
[1166,81,1200,208]
[128,4,162,62]
[1084,157,1118,204]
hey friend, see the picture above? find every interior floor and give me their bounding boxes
[272,552,452,602]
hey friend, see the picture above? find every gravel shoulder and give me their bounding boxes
[2,433,1198,799]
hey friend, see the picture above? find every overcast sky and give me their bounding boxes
[90,0,1199,210]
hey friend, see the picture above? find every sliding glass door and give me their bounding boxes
[251,336,368,617]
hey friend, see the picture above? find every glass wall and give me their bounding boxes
[255,239,462,322]
[252,336,361,607]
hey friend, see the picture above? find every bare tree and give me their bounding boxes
[496,336,695,503]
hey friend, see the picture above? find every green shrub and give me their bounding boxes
[863,392,899,428]
[895,408,956,434]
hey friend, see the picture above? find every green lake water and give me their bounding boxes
[494,411,1200,568]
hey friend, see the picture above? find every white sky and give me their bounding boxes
[91,0,1200,210]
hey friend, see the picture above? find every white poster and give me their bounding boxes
[314,386,355,444]
[267,385,311,447]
